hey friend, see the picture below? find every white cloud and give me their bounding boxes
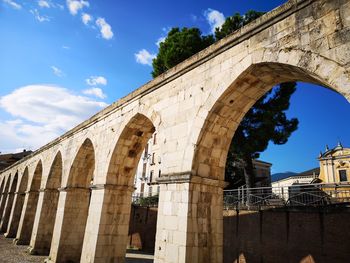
[83,87,106,99]
[190,14,198,22]
[62,45,70,49]
[156,36,166,47]
[0,85,107,151]
[30,9,50,22]
[86,76,107,86]
[3,0,22,10]
[37,0,64,10]
[51,66,65,77]
[156,27,170,47]
[81,13,92,25]
[96,17,113,40]
[38,0,50,8]
[205,8,225,34]
[66,0,89,15]
[135,49,156,66]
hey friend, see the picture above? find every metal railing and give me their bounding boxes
[131,183,350,209]
[223,183,350,209]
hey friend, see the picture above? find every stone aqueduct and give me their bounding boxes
[0,0,349,262]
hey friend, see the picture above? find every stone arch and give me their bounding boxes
[256,48,350,100]
[0,172,18,232]
[29,152,62,254]
[0,177,5,195]
[46,150,63,189]
[30,160,43,191]
[5,167,29,237]
[106,113,156,185]
[192,59,349,181]
[51,138,95,263]
[66,138,95,187]
[80,113,155,262]
[0,175,11,222]
[15,160,43,245]
[186,54,349,262]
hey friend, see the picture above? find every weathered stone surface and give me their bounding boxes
[0,0,349,262]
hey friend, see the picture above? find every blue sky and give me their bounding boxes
[0,0,349,173]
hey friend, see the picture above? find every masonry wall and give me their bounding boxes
[128,206,158,253]
[223,207,350,263]
[128,206,350,263]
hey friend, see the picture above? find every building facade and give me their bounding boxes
[252,159,272,187]
[133,140,272,197]
[318,143,350,184]
[133,133,161,197]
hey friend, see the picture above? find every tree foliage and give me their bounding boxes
[152,28,214,78]
[225,83,298,189]
[215,10,265,40]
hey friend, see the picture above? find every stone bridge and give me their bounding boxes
[0,0,349,262]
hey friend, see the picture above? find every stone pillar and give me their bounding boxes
[48,187,91,263]
[80,184,134,263]
[0,191,15,233]
[5,191,26,238]
[28,189,59,254]
[0,192,8,221]
[154,174,224,263]
[15,190,40,245]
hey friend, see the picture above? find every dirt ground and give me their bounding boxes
[0,235,153,263]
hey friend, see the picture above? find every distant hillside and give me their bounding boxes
[271,167,320,182]
[0,150,32,171]
[271,171,297,182]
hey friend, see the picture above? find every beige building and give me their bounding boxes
[133,150,272,195]
[134,132,161,197]
[318,143,350,184]
[252,159,272,187]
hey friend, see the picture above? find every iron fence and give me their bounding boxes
[131,183,350,209]
[223,182,350,209]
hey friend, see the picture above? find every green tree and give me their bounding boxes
[215,10,265,40]
[152,27,214,78]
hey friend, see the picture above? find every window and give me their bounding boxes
[151,153,155,165]
[153,133,157,145]
[149,170,154,183]
[157,185,160,193]
[148,186,152,196]
[142,163,147,179]
[140,183,144,196]
[339,170,347,182]
[158,169,161,177]
[144,143,149,157]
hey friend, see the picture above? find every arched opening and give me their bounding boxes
[191,62,349,263]
[5,167,28,238]
[0,172,18,232]
[83,113,155,262]
[107,113,156,186]
[53,139,95,263]
[16,161,42,245]
[0,178,5,195]
[29,152,62,254]
[192,62,337,181]
[0,176,10,222]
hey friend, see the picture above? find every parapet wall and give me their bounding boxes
[128,206,350,263]
[224,206,350,263]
